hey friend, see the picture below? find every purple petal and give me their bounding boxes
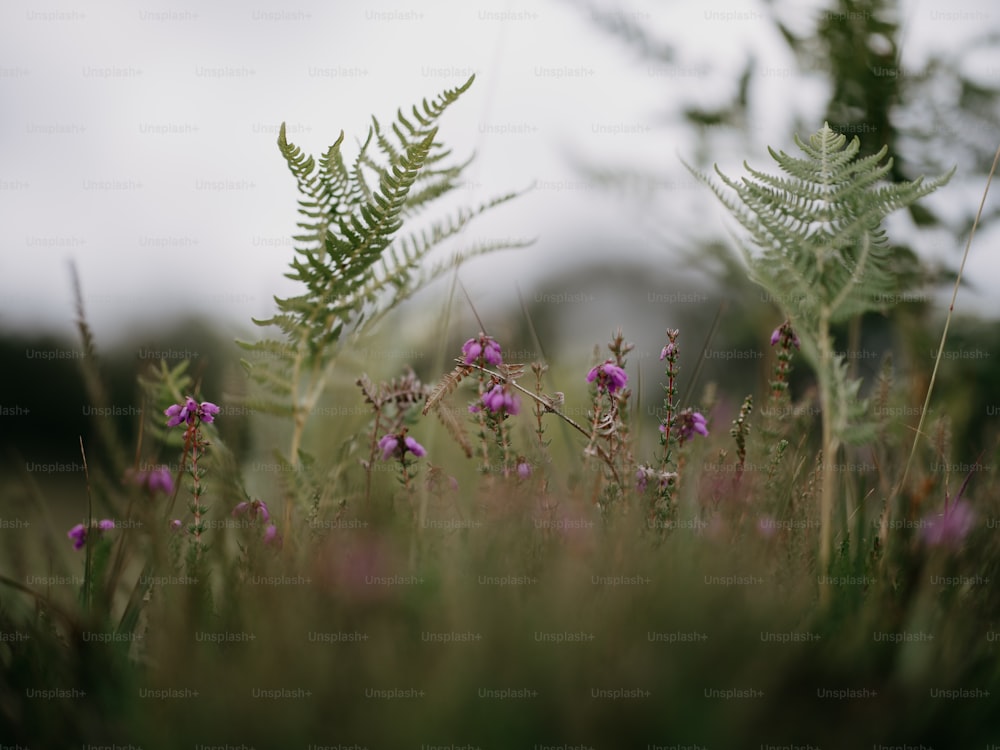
[404,436,426,457]
[68,523,87,549]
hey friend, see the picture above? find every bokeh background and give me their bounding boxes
[2,0,999,520]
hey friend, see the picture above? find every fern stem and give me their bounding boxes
[817,311,839,606]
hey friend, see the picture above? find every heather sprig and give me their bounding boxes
[730,395,753,478]
[67,519,116,551]
[164,396,219,564]
[768,321,799,404]
[583,329,634,509]
[379,427,427,490]
[641,329,710,530]
[649,329,682,526]
[358,370,428,502]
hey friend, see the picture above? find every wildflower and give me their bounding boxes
[67,523,87,550]
[660,343,675,360]
[164,397,220,428]
[586,361,628,395]
[635,466,652,493]
[675,409,709,441]
[635,465,675,492]
[922,500,975,548]
[67,519,115,550]
[462,333,503,366]
[263,525,282,548]
[232,499,270,523]
[770,322,801,350]
[482,383,521,416]
[170,519,183,532]
[378,431,426,460]
[516,459,532,479]
[378,433,399,458]
[128,465,174,495]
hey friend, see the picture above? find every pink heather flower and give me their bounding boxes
[586,361,628,394]
[635,466,651,493]
[922,500,975,548]
[462,333,503,366]
[128,465,174,495]
[199,401,220,423]
[482,383,521,415]
[232,499,270,523]
[770,323,801,350]
[67,519,115,549]
[660,343,675,360]
[146,466,174,494]
[68,523,87,550]
[676,410,709,442]
[517,460,532,479]
[263,525,282,548]
[170,519,183,531]
[165,397,220,428]
[378,434,399,459]
[404,436,426,457]
[379,432,426,460]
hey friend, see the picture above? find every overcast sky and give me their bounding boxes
[2,0,998,345]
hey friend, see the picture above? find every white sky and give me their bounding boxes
[1,0,997,344]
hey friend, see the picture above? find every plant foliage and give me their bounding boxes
[235,75,527,476]
[688,122,952,443]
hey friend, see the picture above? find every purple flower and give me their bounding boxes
[68,523,87,550]
[481,383,521,415]
[676,410,709,442]
[770,322,800,350]
[199,402,220,423]
[404,436,426,457]
[263,525,282,548]
[922,500,975,548]
[67,519,116,549]
[165,397,220,428]
[146,466,174,494]
[170,519,183,531]
[378,434,399,459]
[586,361,628,394]
[129,465,174,495]
[232,499,270,522]
[517,460,532,479]
[379,432,426,460]
[660,343,675,360]
[635,466,651,493]
[462,333,503,366]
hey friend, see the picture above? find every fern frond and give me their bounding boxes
[423,364,473,416]
[238,76,523,526]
